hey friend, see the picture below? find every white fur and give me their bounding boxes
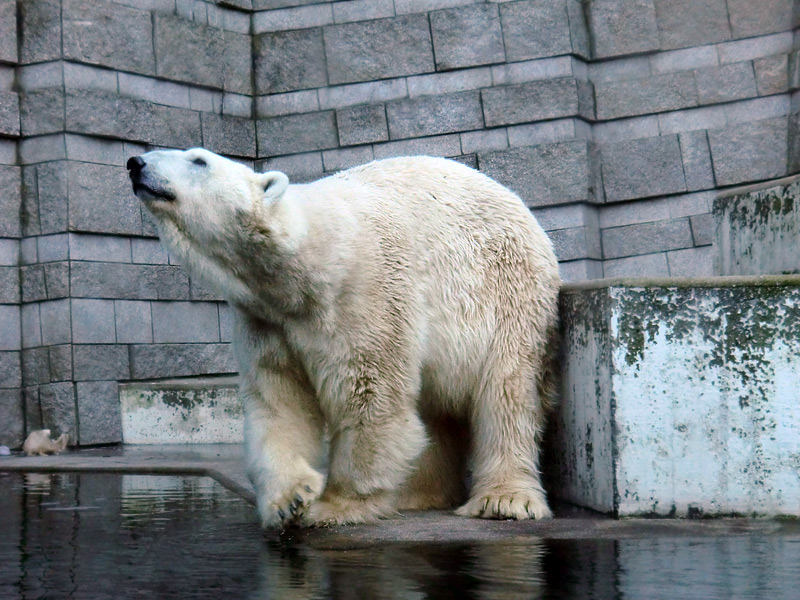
[23,429,69,456]
[134,148,561,527]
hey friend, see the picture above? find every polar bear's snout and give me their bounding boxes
[127,155,176,202]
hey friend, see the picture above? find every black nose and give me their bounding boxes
[127,156,146,174]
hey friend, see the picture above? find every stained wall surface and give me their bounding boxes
[0,0,798,446]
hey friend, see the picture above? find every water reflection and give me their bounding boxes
[0,473,798,599]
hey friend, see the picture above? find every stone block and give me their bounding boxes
[324,15,435,85]
[20,304,41,349]
[77,381,122,445]
[666,246,713,277]
[0,304,20,352]
[49,344,72,382]
[714,176,800,276]
[549,226,602,262]
[44,262,70,299]
[587,0,659,59]
[727,0,793,39]
[593,116,660,144]
[566,0,590,58]
[0,389,23,448]
[603,252,669,277]
[552,281,800,517]
[23,386,42,433]
[508,118,582,148]
[118,73,192,110]
[255,28,327,95]
[322,146,375,173]
[201,113,257,158]
[0,239,17,266]
[115,300,153,344]
[336,104,388,146]
[695,63,758,106]
[19,134,67,166]
[63,62,120,93]
[332,0,394,24]
[0,91,19,136]
[678,130,714,192]
[708,117,789,187]
[492,56,574,86]
[70,262,191,301]
[253,3,333,33]
[66,90,202,149]
[690,213,714,246]
[650,46,719,75]
[600,135,687,202]
[407,68,492,98]
[594,72,697,121]
[36,234,68,263]
[0,166,21,238]
[63,0,155,75]
[129,343,236,379]
[257,111,338,156]
[67,162,143,236]
[0,266,19,303]
[558,259,603,282]
[387,92,483,140]
[657,105,727,136]
[22,347,49,386]
[20,89,64,136]
[373,134,462,160]
[257,90,320,118]
[189,277,225,302]
[653,0,730,50]
[0,351,21,389]
[69,234,130,264]
[35,162,68,236]
[534,203,597,232]
[20,265,46,303]
[71,299,116,344]
[0,0,16,63]
[39,382,77,442]
[602,218,693,259]
[461,129,508,155]
[73,345,130,382]
[131,239,168,265]
[718,32,793,66]
[500,0,571,62]
[19,0,61,64]
[430,4,504,70]
[318,79,408,111]
[258,152,324,182]
[482,78,579,127]
[151,302,221,343]
[755,54,790,96]
[478,141,592,208]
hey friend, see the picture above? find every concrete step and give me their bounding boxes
[548,276,800,518]
[715,175,800,276]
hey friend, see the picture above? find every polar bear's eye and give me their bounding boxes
[192,157,207,167]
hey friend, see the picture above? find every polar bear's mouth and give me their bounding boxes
[132,182,176,202]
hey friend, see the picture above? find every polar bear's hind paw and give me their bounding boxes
[456,489,553,520]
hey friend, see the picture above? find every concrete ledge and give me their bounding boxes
[549,278,800,518]
[119,376,243,444]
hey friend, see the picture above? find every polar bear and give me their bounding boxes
[127,148,561,528]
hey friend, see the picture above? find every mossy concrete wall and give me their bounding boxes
[715,175,800,276]
[548,277,800,518]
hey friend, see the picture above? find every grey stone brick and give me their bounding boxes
[69,234,130,263]
[717,33,793,65]
[70,262,191,300]
[594,72,698,121]
[257,90,320,118]
[129,343,236,379]
[407,68,492,98]
[67,163,143,236]
[0,91,19,136]
[549,226,602,261]
[23,386,42,433]
[253,3,333,33]
[71,299,116,344]
[131,239,169,265]
[0,239,17,266]
[141,210,159,238]
[221,31,253,95]
[43,262,70,299]
[491,56,574,86]
[21,237,38,266]
[115,300,153,344]
[63,0,155,75]
[49,345,72,382]
[318,79,408,111]
[690,213,714,246]
[20,304,41,349]
[373,134,462,160]
[258,152,325,182]
[219,303,233,342]
[600,135,687,202]
[724,95,790,126]
[36,162,68,236]
[0,166,21,238]
[333,0,394,24]
[593,116,660,144]
[0,351,21,389]
[602,218,693,259]
[0,304,20,352]
[189,277,225,302]
[255,29,327,95]
[38,234,69,263]
[63,62,119,93]
[500,0,571,62]
[22,347,49,386]
[73,344,130,382]
[650,46,718,75]
[666,246,713,277]
[658,105,727,136]
[387,92,483,140]
[695,63,758,106]
[431,4,504,70]
[222,93,252,119]
[708,117,789,186]
[19,0,61,64]
[66,90,202,149]
[461,129,509,155]
[322,146,375,173]
[76,381,122,445]
[20,265,47,303]
[39,382,77,442]
[336,105,388,147]
[603,252,669,278]
[151,302,221,343]
[653,0,730,50]
[478,141,592,208]
[20,89,64,136]
[587,0,659,59]
[202,113,257,158]
[482,78,579,127]
[257,111,338,156]
[19,134,67,166]
[324,15,435,85]
[0,266,19,304]
[0,389,23,448]
[0,0,16,63]
[118,73,192,110]
[678,131,714,192]
[533,203,597,231]
[508,118,581,148]
[727,0,793,39]
[755,54,790,96]
[558,259,603,282]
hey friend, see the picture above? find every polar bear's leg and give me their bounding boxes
[241,372,326,528]
[456,359,552,520]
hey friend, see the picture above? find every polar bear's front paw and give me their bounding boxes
[262,473,324,528]
[301,491,395,527]
[456,488,552,520]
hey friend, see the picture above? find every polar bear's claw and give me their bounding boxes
[456,489,553,521]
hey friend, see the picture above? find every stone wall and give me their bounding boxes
[0,0,798,447]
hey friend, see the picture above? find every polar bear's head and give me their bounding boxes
[127,148,289,249]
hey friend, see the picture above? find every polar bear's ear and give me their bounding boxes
[258,171,289,201]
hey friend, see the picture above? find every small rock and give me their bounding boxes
[0,446,10,456]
